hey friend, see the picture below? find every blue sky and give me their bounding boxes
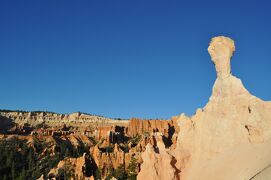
[1,0,271,119]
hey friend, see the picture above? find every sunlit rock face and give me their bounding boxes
[208,36,235,79]
[137,142,178,180]
[138,36,271,180]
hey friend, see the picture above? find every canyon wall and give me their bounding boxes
[0,111,128,126]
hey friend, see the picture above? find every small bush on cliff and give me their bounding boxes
[127,156,138,180]
[99,145,114,153]
[35,122,48,129]
[89,136,98,145]
[57,161,75,179]
[113,164,128,180]
[94,168,102,180]
[120,144,129,153]
[128,135,141,147]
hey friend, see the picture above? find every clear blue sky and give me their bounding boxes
[1,0,271,119]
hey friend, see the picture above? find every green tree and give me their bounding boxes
[113,164,127,180]
[105,166,114,180]
[18,168,26,180]
[127,156,138,180]
[11,162,16,179]
[58,162,75,179]
[94,168,102,180]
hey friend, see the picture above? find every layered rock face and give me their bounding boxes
[128,118,179,137]
[138,36,271,180]
[0,111,128,127]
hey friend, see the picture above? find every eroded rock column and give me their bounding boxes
[207,36,235,79]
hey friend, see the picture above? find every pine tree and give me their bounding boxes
[94,168,102,180]
[11,162,16,179]
[113,164,127,180]
[127,156,138,180]
[18,168,26,180]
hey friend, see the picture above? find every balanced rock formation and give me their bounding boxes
[138,36,271,180]
[208,36,235,79]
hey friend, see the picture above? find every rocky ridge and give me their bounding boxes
[0,111,128,126]
[137,36,271,180]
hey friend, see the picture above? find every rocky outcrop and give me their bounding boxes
[127,118,179,148]
[0,115,15,133]
[127,118,177,137]
[138,36,271,180]
[93,144,127,169]
[48,153,97,179]
[137,142,179,180]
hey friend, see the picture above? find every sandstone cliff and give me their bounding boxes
[137,36,271,180]
[0,111,128,127]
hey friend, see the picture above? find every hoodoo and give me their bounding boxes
[1,36,270,180]
[137,36,271,180]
